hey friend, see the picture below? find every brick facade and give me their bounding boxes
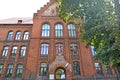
[0,0,116,80]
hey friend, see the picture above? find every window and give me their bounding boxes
[40,63,47,76]
[73,62,80,75]
[2,46,9,57]
[11,46,18,57]
[23,31,29,40]
[68,24,76,37]
[95,63,103,75]
[6,64,13,77]
[15,31,21,40]
[7,31,13,40]
[0,64,4,76]
[56,44,64,55]
[42,24,50,37]
[20,46,27,57]
[91,46,96,56]
[16,64,23,77]
[70,44,78,55]
[55,24,63,37]
[104,65,111,75]
[40,44,49,55]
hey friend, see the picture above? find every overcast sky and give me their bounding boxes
[0,0,50,20]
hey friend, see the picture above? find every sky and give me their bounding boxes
[0,0,50,20]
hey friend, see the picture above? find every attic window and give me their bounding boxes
[18,20,22,24]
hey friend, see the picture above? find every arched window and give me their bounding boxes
[40,44,49,55]
[5,64,13,77]
[42,24,50,37]
[16,64,23,77]
[68,24,76,37]
[70,43,78,55]
[23,31,29,40]
[40,62,47,76]
[11,46,18,57]
[73,62,80,75]
[20,46,27,57]
[7,31,13,40]
[15,31,21,40]
[55,24,63,37]
[2,46,9,57]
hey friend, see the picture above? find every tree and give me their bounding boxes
[55,0,120,68]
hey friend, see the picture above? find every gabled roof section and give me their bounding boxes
[35,0,57,16]
[0,17,33,24]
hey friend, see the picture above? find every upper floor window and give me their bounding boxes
[2,46,9,57]
[91,46,97,56]
[56,44,64,55]
[70,43,78,55]
[15,31,21,40]
[0,64,4,76]
[23,31,29,40]
[73,62,80,75]
[68,24,76,37]
[42,24,50,37]
[40,62,47,76]
[6,64,13,77]
[20,46,27,57]
[16,64,23,77]
[7,31,13,40]
[55,24,63,37]
[40,44,49,56]
[104,65,111,75]
[11,46,18,57]
[95,63,103,75]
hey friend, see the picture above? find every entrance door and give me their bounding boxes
[55,68,66,80]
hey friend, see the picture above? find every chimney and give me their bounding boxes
[18,20,22,24]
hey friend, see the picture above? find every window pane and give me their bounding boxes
[20,46,27,57]
[23,32,29,40]
[2,46,9,57]
[15,32,21,40]
[104,65,111,75]
[40,44,49,55]
[70,44,78,55]
[7,31,13,40]
[40,63,47,76]
[42,24,50,37]
[73,62,80,75]
[68,24,76,37]
[55,24,63,37]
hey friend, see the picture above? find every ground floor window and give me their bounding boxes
[40,63,47,76]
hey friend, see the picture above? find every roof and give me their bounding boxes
[0,17,33,24]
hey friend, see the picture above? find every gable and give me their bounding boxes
[42,3,57,16]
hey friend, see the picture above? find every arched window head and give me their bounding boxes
[68,24,76,37]
[23,31,29,40]
[42,24,50,37]
[2,46,9,57]
[7,31,13,40]
[55,24,63,37]
[15,31,21,40]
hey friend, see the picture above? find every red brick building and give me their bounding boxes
[0,0,116,80]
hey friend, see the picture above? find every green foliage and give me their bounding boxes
[56,0,120,68]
